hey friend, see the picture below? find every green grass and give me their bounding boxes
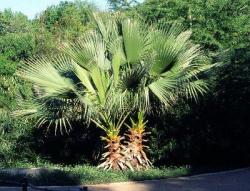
[0,165,190,186]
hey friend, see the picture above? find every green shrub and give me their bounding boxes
[0,56,16,75]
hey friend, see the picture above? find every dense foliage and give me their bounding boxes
[0,2,96,167]
[135,0,250,166]
[136,0,250,51]
[0,0,249,168]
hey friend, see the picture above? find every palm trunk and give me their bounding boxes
[98,135,132,170]
[124,112,152,170]
[125,128,152,170]
[94,112,132,170]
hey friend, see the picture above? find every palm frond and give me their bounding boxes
[17,56,75,97]
[122,19,152,64]
[181,80,209,102]
[150,28,193,75]
[148,78,177,108]
[61,31,111,71]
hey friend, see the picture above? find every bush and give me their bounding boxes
[0,77,38,167]
[0,56,16,75]
[0,33,35,61]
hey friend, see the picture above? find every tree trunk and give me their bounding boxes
[125,128,152,170]
[98,136,132,170]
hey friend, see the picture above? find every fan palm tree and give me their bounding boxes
[15,13,218,170]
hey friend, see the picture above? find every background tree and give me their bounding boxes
[108,0,139,10]
[136,0,250,51]
[0,1,96,166]
[38,0,95,41]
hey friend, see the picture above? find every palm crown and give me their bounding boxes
[16,13,216,130]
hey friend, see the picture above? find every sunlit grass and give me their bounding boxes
[0,165,190,186]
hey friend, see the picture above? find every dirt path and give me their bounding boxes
[0,168,249,191]
[88,167,250,191]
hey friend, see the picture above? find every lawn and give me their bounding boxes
[0,165,190,186]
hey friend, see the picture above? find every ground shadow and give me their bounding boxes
[0,169,81,186]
